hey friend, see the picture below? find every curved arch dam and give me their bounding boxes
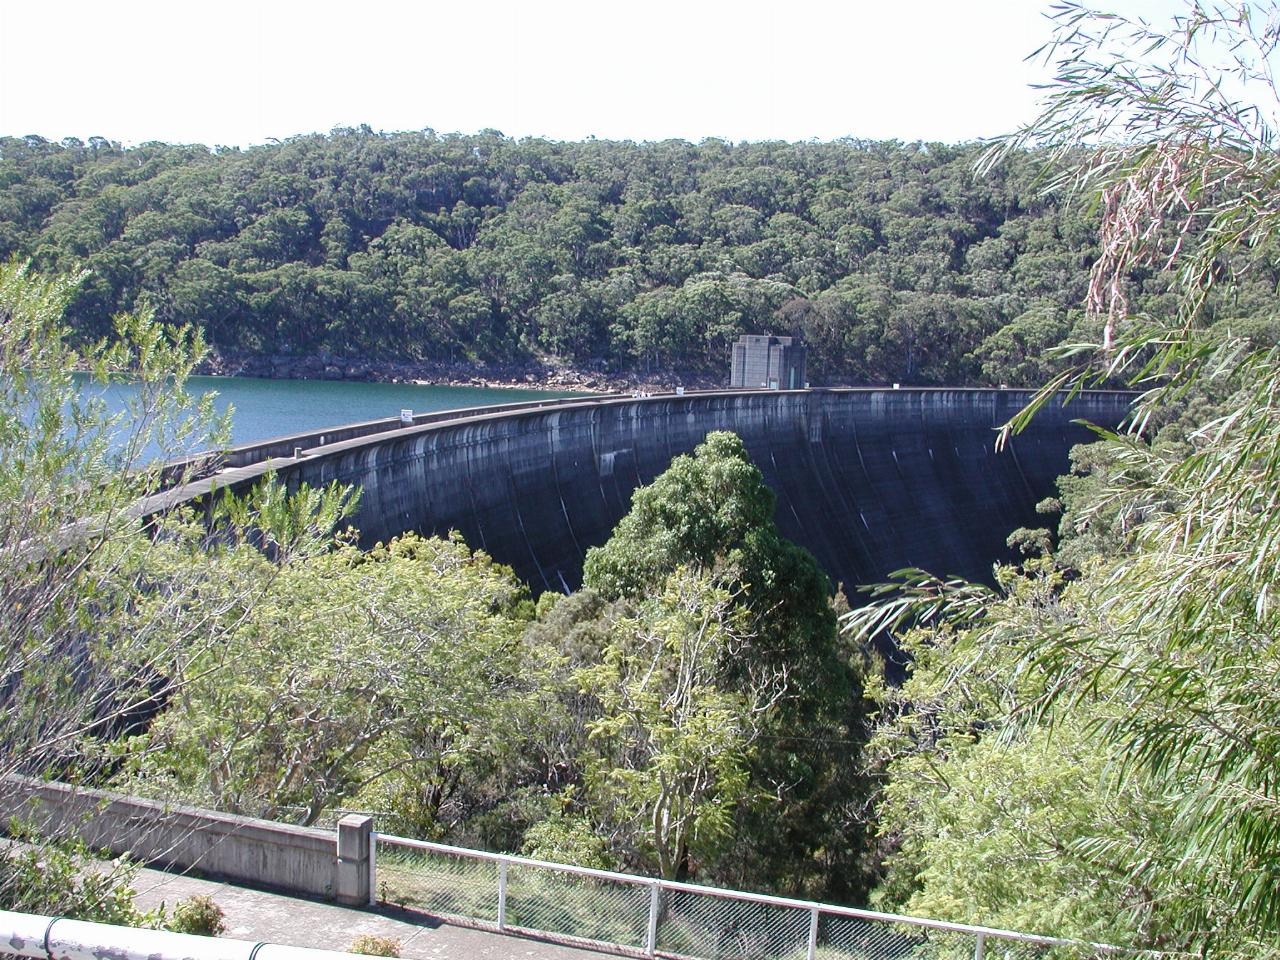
[149,388,1133,596]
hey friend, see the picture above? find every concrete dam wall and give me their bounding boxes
[154,388,1133,595]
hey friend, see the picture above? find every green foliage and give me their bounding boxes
[0,257,250,787]
[856,6,1280,954]
[584,431,774,598]
[573,432,875,897]
[0,829,153,926]
[125,532,533,831]
[0,261,392,942]
[0,131,1181,383]
[877,717,1163,943]
[574,569,768,879]
[520,805,618,871]
[584,431,849,724]
[858,525,1277,953]
[165,894,226,936]
[1020,356,1280,954]
[972,300,1074,386]
[584,434,827,646]
[856,560,1187,947]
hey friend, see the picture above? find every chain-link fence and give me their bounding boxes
[372,835,1117,960]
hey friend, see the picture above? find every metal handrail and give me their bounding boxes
[0,909,361,960]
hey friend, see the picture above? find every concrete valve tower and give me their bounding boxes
[730,334,807,390]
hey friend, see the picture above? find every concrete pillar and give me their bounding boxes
[335,814,372,906]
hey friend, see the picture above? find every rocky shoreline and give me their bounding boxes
[197,351,725,395]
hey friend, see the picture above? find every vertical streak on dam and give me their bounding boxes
[166,388,1133,595]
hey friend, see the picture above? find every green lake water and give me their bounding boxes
[78,374,583,458]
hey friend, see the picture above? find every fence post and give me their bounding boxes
[336,815,372,906]
[645,881,661,957]
[497,861,509,932]
[973,933,986,960]
[368,832,377,906]
[807,908,820,960]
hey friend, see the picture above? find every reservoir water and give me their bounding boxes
[78,374,582,458]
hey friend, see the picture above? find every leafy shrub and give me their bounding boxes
[0,829,150,926]
[166,894,226,936]
[521,809,616,871]
[349,934,402,957]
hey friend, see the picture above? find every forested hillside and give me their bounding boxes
[0,131,1194,385]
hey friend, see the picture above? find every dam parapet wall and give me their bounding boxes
[144,388,1134,596]
[159,392,626,484]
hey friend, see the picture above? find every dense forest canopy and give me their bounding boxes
[0,129,1230,385]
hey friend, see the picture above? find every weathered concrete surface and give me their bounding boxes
[2,779,614,957]
[2,777,338,900]
[149,388,1133,596]
[129,866,622,960]
[163,394,621,480]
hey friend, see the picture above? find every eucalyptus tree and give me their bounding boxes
[126,533,535,832]
[0,259,352,914]
[990,11,1280,942]
[573,569,784,881]
[579,431,875,897]
[854,3,1280,954]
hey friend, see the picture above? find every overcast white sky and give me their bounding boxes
[0,1,1192,147]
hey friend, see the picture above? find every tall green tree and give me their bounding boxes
[0,259,352,913]
[0,259,227,782]
[580,431,875,898]
[574,569,781,880]
[583,431,846,719]
[857,3,1280,954]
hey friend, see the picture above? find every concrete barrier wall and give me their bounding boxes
[162,394,622,481]
[145,388,1134,597]
[1,777,342,900]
